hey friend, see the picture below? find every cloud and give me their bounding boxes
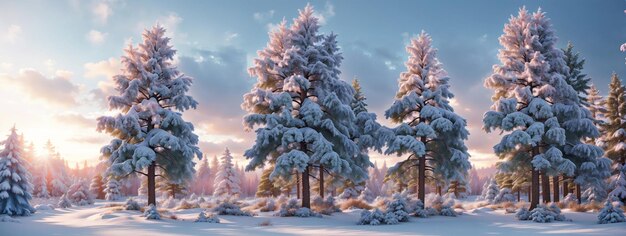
[0,69,80,106]
[84,57,120,79]
[92,1,111,24]
[253,10,275,22]
[314,2,335,25]
[158,13,183,38]
[225,32,239,42]
[53,113,96,128]
[86,30,107,45]
[5,25,22,43]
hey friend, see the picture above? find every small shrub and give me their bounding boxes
[568,202,587,212]
[275,198,321,217]
[144,204,161,220]
[358,209,386,225]
[518,204,566,223]
[195,211,220,223]
[311,196,341,215]
[211,200,254,216]
[124,198,142,211]
[439,199,457,217]
[176,199,200,210]
[340,198,372,210]
[597,200,626,224]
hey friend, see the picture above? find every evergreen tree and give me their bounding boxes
[67,180,94,206]
[89,174,106,199]
[194,157,212,195]
[243,4,359,208]
[256,165,280,197]
[602,74,626,166]
[586,84,606,146]
[158,180,188,199]
[96,25,202,206]
[105,177,122,201]
[562,42,591,105]
[0,126,35,216]
[213,148,241,198]
[483,8,604,210]
[609,164,626,202]
[384,31,470,203]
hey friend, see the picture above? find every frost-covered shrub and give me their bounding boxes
[425,193,444,210]
[412,199,428,218]
[67,181,94,206]
[597,200,626,224]
[176,199,199,210]
[482,178,499,203]
[493,188,515,204]
[260,198,277,212]
[124,198,142,211]
[144,204,161,220]
[385,194,410,222]
[439,199,457,217]
[104,178,122,201]
[519,204,566,223]
[211,200,253,216]
[34,204,55,211]
[339,186,361,200]
[57,193,72,208]
[161,196,178,209]
[358,208,386,225]
[340,198,372,210]
[276,198,320,217]
[516,207,531,220]
[561,193,578,205]
[195,211,220,223]
[312,195,341,215]
[358,187,375,202]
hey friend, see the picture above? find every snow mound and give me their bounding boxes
[517,204,567,223]
[276,198,321,217]
[0,214,19,223]
[195,211,219,223]
[34,204,55,211]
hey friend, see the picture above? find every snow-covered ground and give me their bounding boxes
[1,198,624,236]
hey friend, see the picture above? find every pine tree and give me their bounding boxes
[89,174,106,199]
[562,42,591,105]
[384,31,470,203]
[483,7,604,210]
[97,25,202,206]
[603,74,626,166]
[256,165,280,197]
[243,4,359,208]
[609,164,626,202]
[105,177,122,201]
[586,84,606,146]
[194,157,212,195]
[67,180,94,205]
[0,126,35,216]
[213,148,241,198]
[158,180,188,199]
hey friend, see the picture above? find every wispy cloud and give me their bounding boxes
[86,30,107,45]
[0,69,80,107]
[92,1,112,24]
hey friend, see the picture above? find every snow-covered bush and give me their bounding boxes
[412,199,429,218]
[276,198,320,217]
[493,188,515,204]
[104,178,122,201]
[67,181,94,206]
[562,193,578,205]
[482,178,499,203]
[358,208,386,225]
[161,196,178,209]
[439,199,457,217]
[260,198,277,212]
[0,214,19,222]
[597,200,626,224]
[144,204,161,220]
[124,198,142,211]
[519,204,567,223]
[0,127,36,216]
[339,198,372,210]
[385,193,410,223]
[176,199,199,210]
[195,211,220,223]
[57,193,72,208]
[211,200,253,216]
[339,186,361,200]
[34,204,55,211]
[359,187,375,202]
[312,195,340,215]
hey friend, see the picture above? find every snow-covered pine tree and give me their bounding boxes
[104,177,122,201]
[213,148,241,198]
[483,7,603,209]
[67,180,94,206]
[194,155,212,195]
[97,25,202,206]
[483,178,500,203]
[562,42,591,105]
[603,74,626,166]
[586,84,606,145]
[89,174,105,199]
[384,31,470,203]
[242,4,359,208]
[609,164,626,202]
[43,141,70,197]
[597,199,626,224]
[0,126,35,216]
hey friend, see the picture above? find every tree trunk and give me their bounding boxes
[528,186,532,202]
[517,188,521,202]
[576,184,582,204]
[296,173,301,199]
[302,166,311,209]
[531,169,539,210]
[436,185,442,196]
[418,155,426,203]
[319,165,324,198]
[562,175,568,196]
[541,172,550,203]
[552,176,559,202]
[148,162,156,206]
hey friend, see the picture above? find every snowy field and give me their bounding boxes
[1,198,623,236]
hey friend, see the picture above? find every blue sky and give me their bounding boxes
[0,0,624,167]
